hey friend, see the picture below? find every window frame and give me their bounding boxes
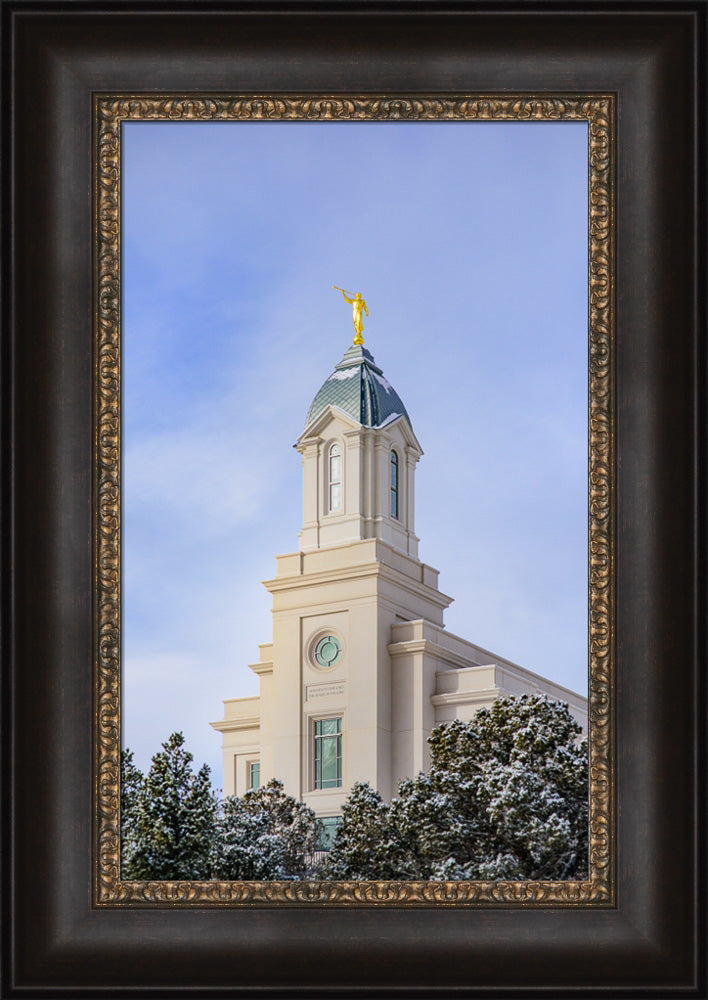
[328,441,343,514]
[248,760,261,790]
[390,448,399,519]
[313,716,343,790]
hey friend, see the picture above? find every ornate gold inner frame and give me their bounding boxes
[95,95,614,906]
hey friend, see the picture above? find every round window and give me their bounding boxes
[314,635,343,668]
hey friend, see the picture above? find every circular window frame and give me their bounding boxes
[307,628,345,671]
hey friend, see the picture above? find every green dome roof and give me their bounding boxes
[304,344,413,432]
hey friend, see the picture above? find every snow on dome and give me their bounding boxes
[371,370,393,394]
[303,343,413,433]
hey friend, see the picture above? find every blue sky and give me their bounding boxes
[122,119,588,785]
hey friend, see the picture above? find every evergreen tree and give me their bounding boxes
[211,779,319,880]
[123,732,218,880]
[325,696,588,881]
[320,782,410,880]
[433,695,588,880]
[119,747,145,878]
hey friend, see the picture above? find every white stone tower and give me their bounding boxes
[258,341,453,817]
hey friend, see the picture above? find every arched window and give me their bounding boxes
[390,450,399,519]
[329,443,342,512]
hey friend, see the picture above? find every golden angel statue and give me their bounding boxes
[333,286,368,344]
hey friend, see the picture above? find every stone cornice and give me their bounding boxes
[263,560,452,610]
[389,634,588,708]
[430,686,509,708]
[209,715,261,734]
[249,661,274,676]
[387,637,484,671]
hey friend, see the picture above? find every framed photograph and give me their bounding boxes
[107,98,603,904]
[4,3,704,995]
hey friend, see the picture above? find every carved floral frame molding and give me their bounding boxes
[94,95,614,907]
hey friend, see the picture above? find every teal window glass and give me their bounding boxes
[314,634,342,668]
[249,761,260,790]
[390,450,399,518]
[314,717,342,789]
[316,815,342,851]
[329,444,342,512]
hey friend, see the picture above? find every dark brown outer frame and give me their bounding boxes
[3,4,705,997]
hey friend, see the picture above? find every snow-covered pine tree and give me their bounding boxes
[420,695,589,879]
[119,747,145,878]
[123,732,218,880]
[325,696,588,881]
[210,779,319,880]
[321,781,410,880]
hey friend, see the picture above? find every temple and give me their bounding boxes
[211,332,587,833]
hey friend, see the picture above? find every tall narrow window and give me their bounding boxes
[314,717,342,789]
[248,761,261,790]
[390,450,399,519]
[329,444,342,512]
